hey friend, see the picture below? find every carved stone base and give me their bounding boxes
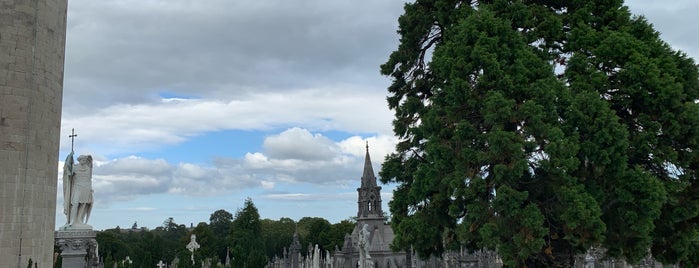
[55,229,99,268]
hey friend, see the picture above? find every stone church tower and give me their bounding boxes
[0,1,68,267]
[331,144,408,268]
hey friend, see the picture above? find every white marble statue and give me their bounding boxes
[62,152,94,228]
[358,224,374,268]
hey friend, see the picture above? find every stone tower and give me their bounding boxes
[344,144,405,267]
[0,1,68,267]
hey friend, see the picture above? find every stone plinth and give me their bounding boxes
[55,229,99,268]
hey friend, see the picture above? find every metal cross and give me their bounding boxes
[69,128,77,153]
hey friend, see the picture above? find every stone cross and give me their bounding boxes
[123,256,133,267]
[156,260,166,268]
[186,234,200,265]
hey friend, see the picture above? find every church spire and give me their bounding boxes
[357,142,383,218]
[361,141,377,188]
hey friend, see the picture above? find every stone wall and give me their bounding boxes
[0,0,68,267]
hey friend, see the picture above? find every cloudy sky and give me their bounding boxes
[57,0,699,230]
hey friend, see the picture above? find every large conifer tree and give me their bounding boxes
[380,0,699,266]
[230,198,267,267]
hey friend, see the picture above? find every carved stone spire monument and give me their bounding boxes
[55,130,100,267]
[0,1,68,267]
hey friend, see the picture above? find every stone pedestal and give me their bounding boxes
[55,229,99,268]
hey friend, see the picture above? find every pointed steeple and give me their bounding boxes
[361,141,377,188]
[357,142,383,218]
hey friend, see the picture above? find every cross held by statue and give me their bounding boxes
[69,128,77,153]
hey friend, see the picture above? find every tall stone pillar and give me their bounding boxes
[0,0,68,267]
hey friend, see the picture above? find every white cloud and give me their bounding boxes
[60,88,393,155]
[244,153,271,168]
[96,156,172,176]
[232,129,398,185]
[263,128,339,160]
[260,192,355,202]
[63,0,404,112]
[125,207,158,212]
[61,128,397,205]
[260,181,275,190]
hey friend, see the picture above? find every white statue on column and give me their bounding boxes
[358,224,374,268]
[62,152,94,229]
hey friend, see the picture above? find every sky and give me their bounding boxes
[57,0,699,231]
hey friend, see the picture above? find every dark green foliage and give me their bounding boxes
[97,218,186,267]
[380,0,698,267]
[209,209,233,263]
[326,220,356,251]
[94,203,356,266]
[190,222,216,260]
[298,217,332,252]
[154,217,188,262]
[261,217,296,258]
[96,230,135,265]
[230,198,267,268]
[209,209,233,236]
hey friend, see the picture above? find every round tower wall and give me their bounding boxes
[0,0,68,267]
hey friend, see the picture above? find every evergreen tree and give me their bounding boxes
[230,198,267,267]
[380,0,698,267]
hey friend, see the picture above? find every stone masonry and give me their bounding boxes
[0,0,68,267]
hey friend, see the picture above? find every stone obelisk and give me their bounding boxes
[0,1,68,267]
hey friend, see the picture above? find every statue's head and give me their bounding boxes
[77,155,93,167]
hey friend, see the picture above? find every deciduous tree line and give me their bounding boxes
[95,198,354,268]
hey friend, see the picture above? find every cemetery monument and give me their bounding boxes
[187,234,201,265]
[55,131,100,267]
